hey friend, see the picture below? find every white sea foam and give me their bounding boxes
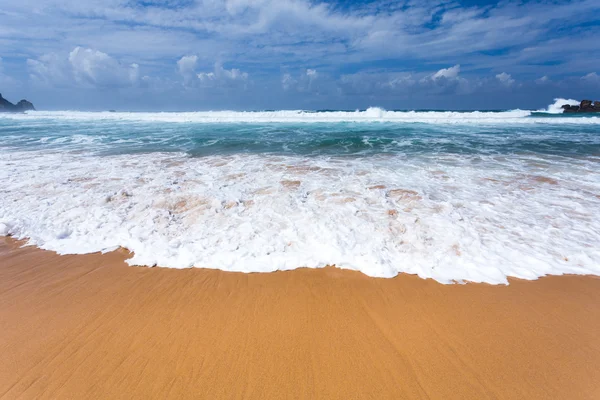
[2,150,599,284]
[541,98,581,114]
[1,107,598,124]
[3,108,527,123]
[4,98,600,125]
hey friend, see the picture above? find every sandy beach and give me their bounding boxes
[1,237,600,399]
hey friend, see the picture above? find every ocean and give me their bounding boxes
[1,100,599,284]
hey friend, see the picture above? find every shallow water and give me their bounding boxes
[1,107,599,283]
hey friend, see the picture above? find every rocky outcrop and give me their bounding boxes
[561,99,600,113]
[16,99,35,111]
[561,105,580,113]
[0,93,35,112]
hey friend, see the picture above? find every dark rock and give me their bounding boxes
[561,99,600,113]
[580,100,593,110]
[562,105,579,113]
[16,100,35,111]
[0,93,35,112]
[0,93,13,111]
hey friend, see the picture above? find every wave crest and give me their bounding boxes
[3,108,536,123]
[2,103,599,123]
[541,98,580,114]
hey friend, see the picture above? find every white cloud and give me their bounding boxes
[535,75,549,84]
[281,68,322,92]
[419,64,470,93]
[177,57,249,88]
[281,73,296,90]
[338,66,484,97]
[431,65,461,80]
[496,72,515,87]
[582,72,599,84]
[337,71,500,109]
[177,55,199,84]
[68,47,139,87]
[4,0,598,77]
[27,47,140,88]
[385,75,415,89]
[2,0,600,108]
[197,64,248,83]
[197,71,216,82]
[306,69,318,78]
[27,53,72,86]
[217,64,248,81]
[416,65,477,95]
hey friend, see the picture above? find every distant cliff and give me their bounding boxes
[0,93,35,112]
[561,100,600,113]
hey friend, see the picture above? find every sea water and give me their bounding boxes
[1,100,599,284]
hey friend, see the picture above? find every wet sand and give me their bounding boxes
[1,237,600,399]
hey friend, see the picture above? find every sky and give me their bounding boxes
[0,0,599,111]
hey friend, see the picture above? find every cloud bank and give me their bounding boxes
[0,0,599,109]
[27,47,140,88]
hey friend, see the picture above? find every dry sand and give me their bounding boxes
[1,237,600,399]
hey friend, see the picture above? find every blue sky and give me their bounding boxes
[0,0,599,110]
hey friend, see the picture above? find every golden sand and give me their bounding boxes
[1,237,600,399]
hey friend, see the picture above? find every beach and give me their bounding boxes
[2,0,600,396]
[2,236,600,399]
[3,0,600,397]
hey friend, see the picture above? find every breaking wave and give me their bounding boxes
[2,104,599,124]
[540,98,581,114]
[1,100,599,284]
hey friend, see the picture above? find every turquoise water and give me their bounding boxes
[1,109,599,284]
[1,117,600,157]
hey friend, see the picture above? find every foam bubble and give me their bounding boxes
[0,222,8,236]
[1,149,599,284]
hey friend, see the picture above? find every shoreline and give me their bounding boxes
[5,237,600,284]
[2,236,600,399]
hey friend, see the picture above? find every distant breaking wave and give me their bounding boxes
[1,102,599,124]
[3,107,531,123]
[539,98,581,114]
